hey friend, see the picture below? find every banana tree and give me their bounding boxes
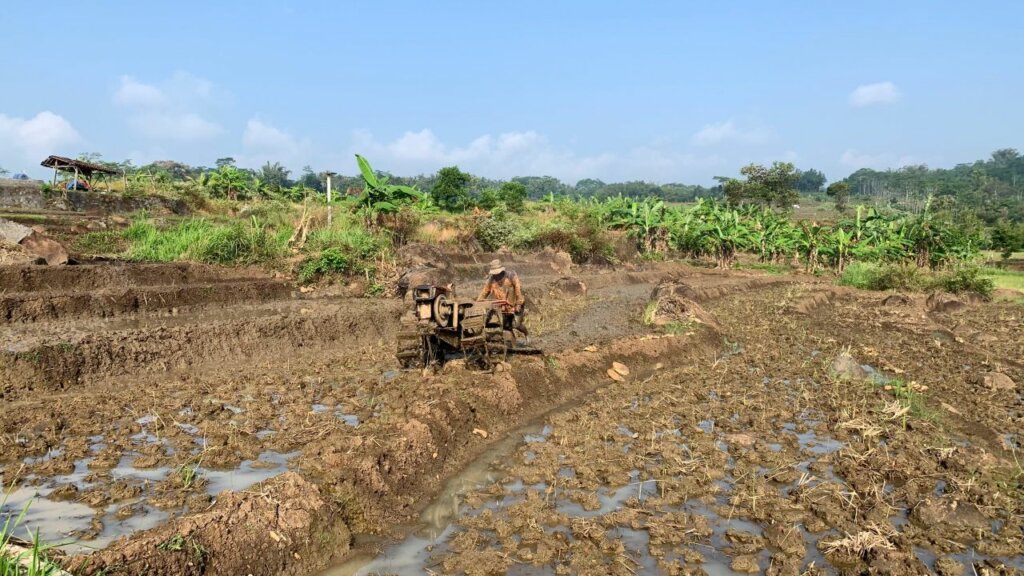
[704,208,752,269]
[619,199,670,254]
[200,165,251,200]
[797,222,826,273]
[354,154,424,225]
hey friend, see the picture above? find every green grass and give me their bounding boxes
[839,261,995,298]
[734,262,791,275]
[982,267,1024,292]
[72,231,126,255]
[124,217,289,265]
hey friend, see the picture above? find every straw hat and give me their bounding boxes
[488,259,505,275]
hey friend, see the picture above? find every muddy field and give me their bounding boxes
[1,241,1022,575]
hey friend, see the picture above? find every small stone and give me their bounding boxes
[730,555,760,574]
[612,361,630,376]
[934,556,965,576]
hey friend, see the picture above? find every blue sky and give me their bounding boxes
[1,1,1021,184]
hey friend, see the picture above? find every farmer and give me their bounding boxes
[477,259,528,341]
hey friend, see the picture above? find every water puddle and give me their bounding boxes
[204,450,299,495]
[312,404,360,427]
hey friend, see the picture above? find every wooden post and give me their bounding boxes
[73,167,79,190]
[105,173,111,192]
[326,174,333,226]
[52,167,58,185]
[123,170,128,193]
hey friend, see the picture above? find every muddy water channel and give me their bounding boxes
[327,333,1024,576]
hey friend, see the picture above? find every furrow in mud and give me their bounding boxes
[0,299,405,397]
[0,278,293,324]
[0,262,271,292]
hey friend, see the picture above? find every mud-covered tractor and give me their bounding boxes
[396,284,533,369]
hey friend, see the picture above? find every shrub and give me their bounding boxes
[195,218,288,264]
[839,262,923,291]
[124,217,288,264]
[299,248,352,284]
[930,265,994,299]
[475,209,520,251]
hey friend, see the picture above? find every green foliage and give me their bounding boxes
[298,248,351,284]
[73,231,126,255]
[354,155,423,220]
[827,181,850,213]
[124,217,288,264]
[839,262,923,291]
[199,165,251,200]
[723,162,800,209]
[299,218,388,284]
[794,168,827,193]
[196,218,288,264]
[933,264,994,299]
[475,208,520,251]
[839,261,994,298]
[431,166,472,212]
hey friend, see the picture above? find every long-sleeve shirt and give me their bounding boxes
[477,271,524,309]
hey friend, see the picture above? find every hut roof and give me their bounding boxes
[40,155,118,176]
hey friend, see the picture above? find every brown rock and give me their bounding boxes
[536,248,573,274]
[882,293,913,306]
[934,557,965,576]
[829,352,868,381]
[980,372,1016,391]
[926,291,964,313]
[18,230,69,265]
[725,433,756,448]
[730,555,761,574]
[549,277,587,297]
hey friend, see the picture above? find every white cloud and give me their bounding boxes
[691,120,769,146]
[0,111,81,165]
[128,112,223,142]
[849,82,901,108]
[346,129,725,183]
[115,76,164,107]
[114,72,223,143]
[236,119,311,168]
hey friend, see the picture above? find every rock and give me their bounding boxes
[830,352,868,381]
[17,230,69,265]
[882,293,913,306]
[979,372,1016,391]
[110,215,130,226]
[536,248,573,274]
[647,285,720,330]
[910,498,989,534]
[2,217,69,265]
[607,368,624,382]
[549,277,587,297]
[725,433,756,448]
[611,362,630,376]
[926,291,965,313]
[934,557,965,576]
[49,483,80,501]
[0,216,32,244]
[730,555,761,574]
